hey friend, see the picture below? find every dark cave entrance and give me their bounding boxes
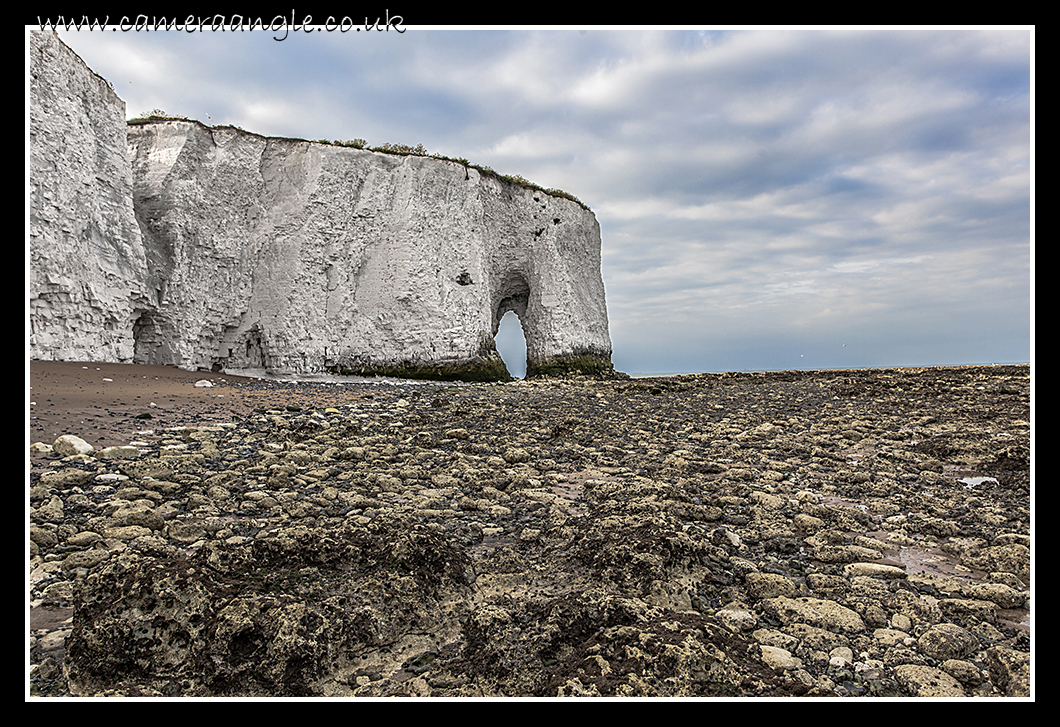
[132,310,176,365]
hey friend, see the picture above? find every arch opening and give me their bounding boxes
[491,271,531,379]
[494,310,527,379]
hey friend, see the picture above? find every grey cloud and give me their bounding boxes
[53,27,1031,374]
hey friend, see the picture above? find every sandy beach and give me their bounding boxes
[28,360,433,451]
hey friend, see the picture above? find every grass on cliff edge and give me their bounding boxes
[315,139,589,209]
[129,114,588,210]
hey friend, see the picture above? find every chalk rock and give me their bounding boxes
[53,434,94,457]
[125,120,611,378]
[30,30,613,380]
[29,30,151,363]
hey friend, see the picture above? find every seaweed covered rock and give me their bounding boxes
[64,516,473,696]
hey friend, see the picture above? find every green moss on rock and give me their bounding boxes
[328,356,512,383]
[526,354,621,379]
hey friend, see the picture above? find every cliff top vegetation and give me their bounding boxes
[129,111,588,210]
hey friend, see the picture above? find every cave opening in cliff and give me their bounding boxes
[495,311,527,379]
[132,310,174,366]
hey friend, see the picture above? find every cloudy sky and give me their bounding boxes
[43,23,1032,376]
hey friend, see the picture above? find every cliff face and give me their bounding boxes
[29,30,152,363]
[126,120,612,377]
[29,31,612,379]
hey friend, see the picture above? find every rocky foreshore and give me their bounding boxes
[29,365,1031,697]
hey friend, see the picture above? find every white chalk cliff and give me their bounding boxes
[29,29,152,364]
[29,30,613,380]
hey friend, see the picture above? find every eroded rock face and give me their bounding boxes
[29,30,152,363]
[126,120,611,378]
[28,30,613,379]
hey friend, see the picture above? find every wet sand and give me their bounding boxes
[28,360,413,450]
